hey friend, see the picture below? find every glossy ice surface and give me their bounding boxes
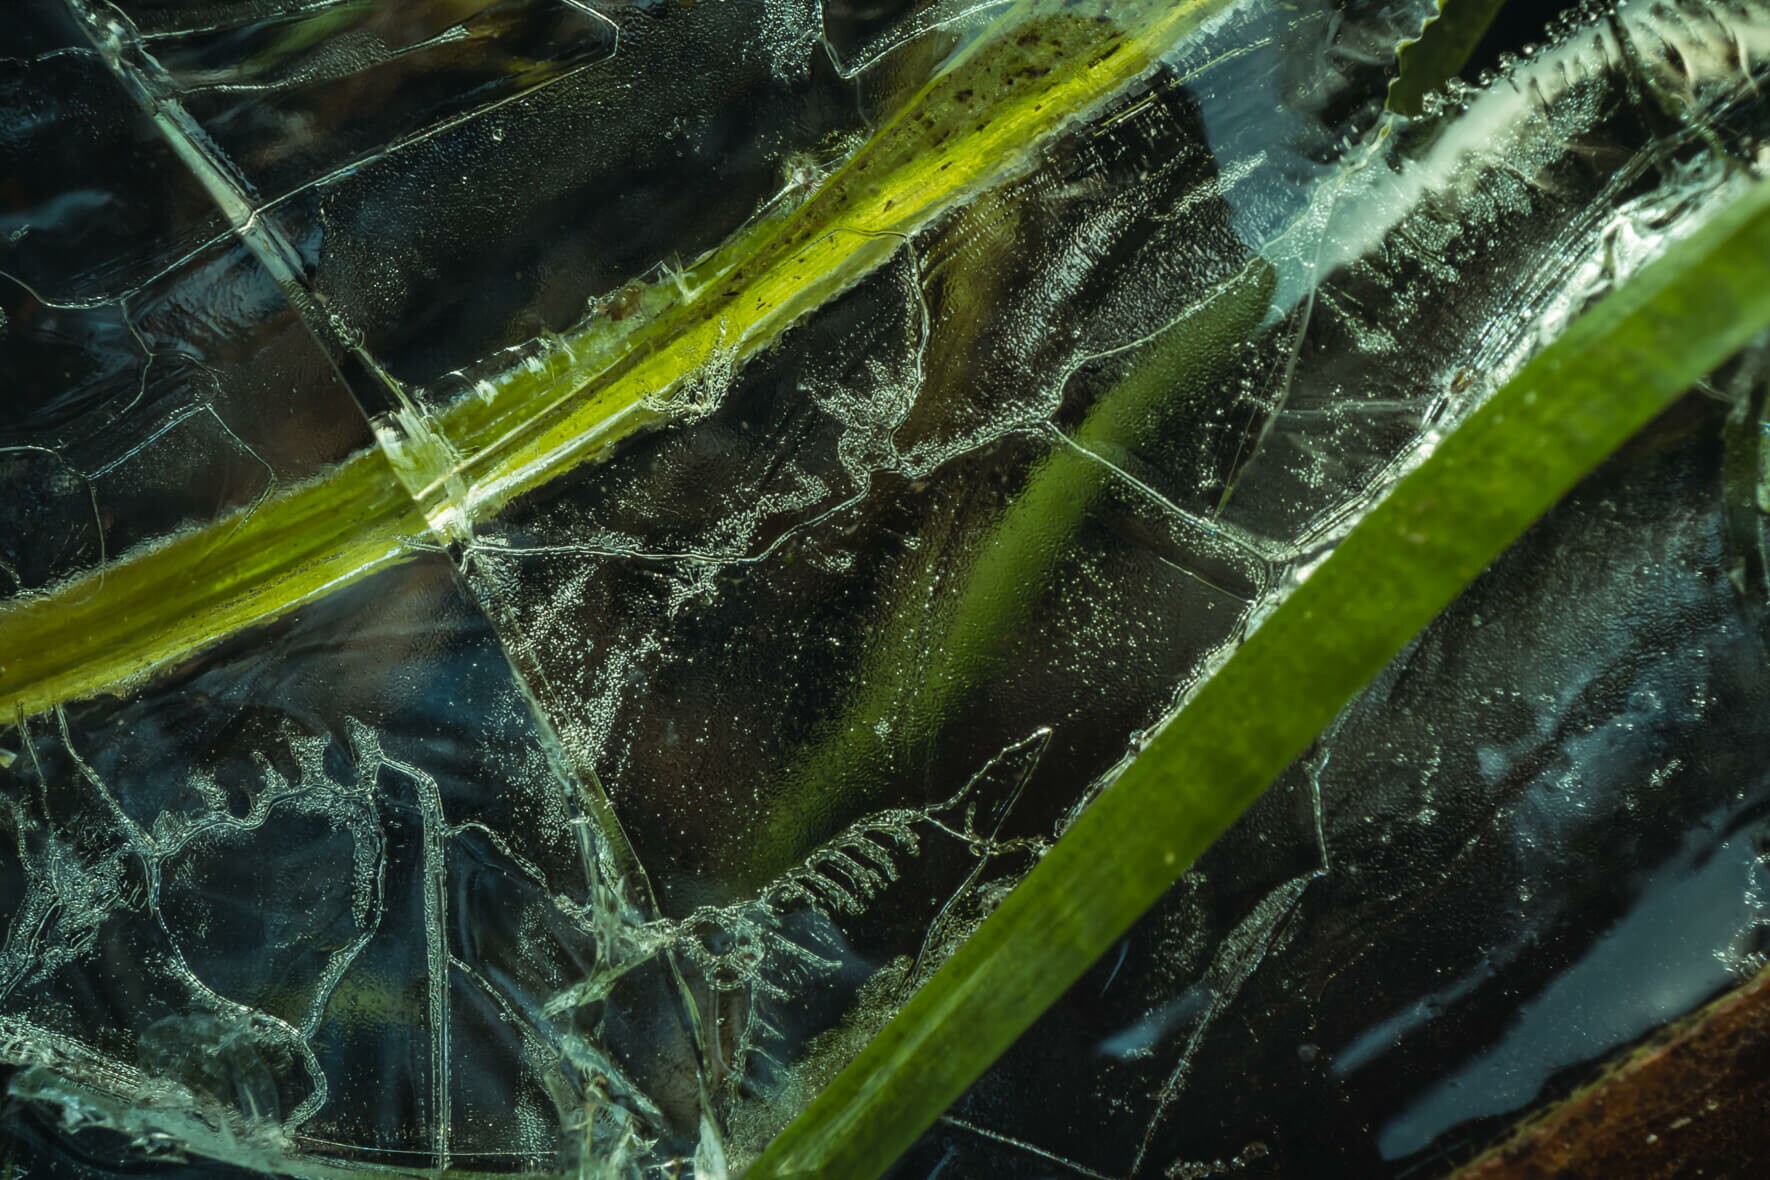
[2,1,1770,1176]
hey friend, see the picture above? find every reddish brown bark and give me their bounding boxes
[1455,962,1770,1179]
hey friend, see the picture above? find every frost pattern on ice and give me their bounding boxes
[3,0,1770,1176]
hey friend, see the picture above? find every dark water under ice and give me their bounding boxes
[2,1,1769,1176]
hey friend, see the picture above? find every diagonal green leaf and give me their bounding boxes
[746,173,1770,1180]
[1387,0,1511,117]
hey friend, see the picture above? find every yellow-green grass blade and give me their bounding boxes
[401,0,1247,529]
[0,0,1241,718]
[1388,0,1511,116]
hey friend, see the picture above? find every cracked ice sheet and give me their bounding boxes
[72,0,895,406]
[440,0,1450,1162]
[0,231,379,602]
[0,26,697,1159]
[892,6,1770,1177]
[421,0,1770,1172]
[0,29,377,611]
[6,1,1769,1178]
[454,235,1274,1167]
[0,552,705,1174]
[908,376,1770,1179]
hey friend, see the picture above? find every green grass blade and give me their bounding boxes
[1387,0,1511,116]
[745,173,1770,1180]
